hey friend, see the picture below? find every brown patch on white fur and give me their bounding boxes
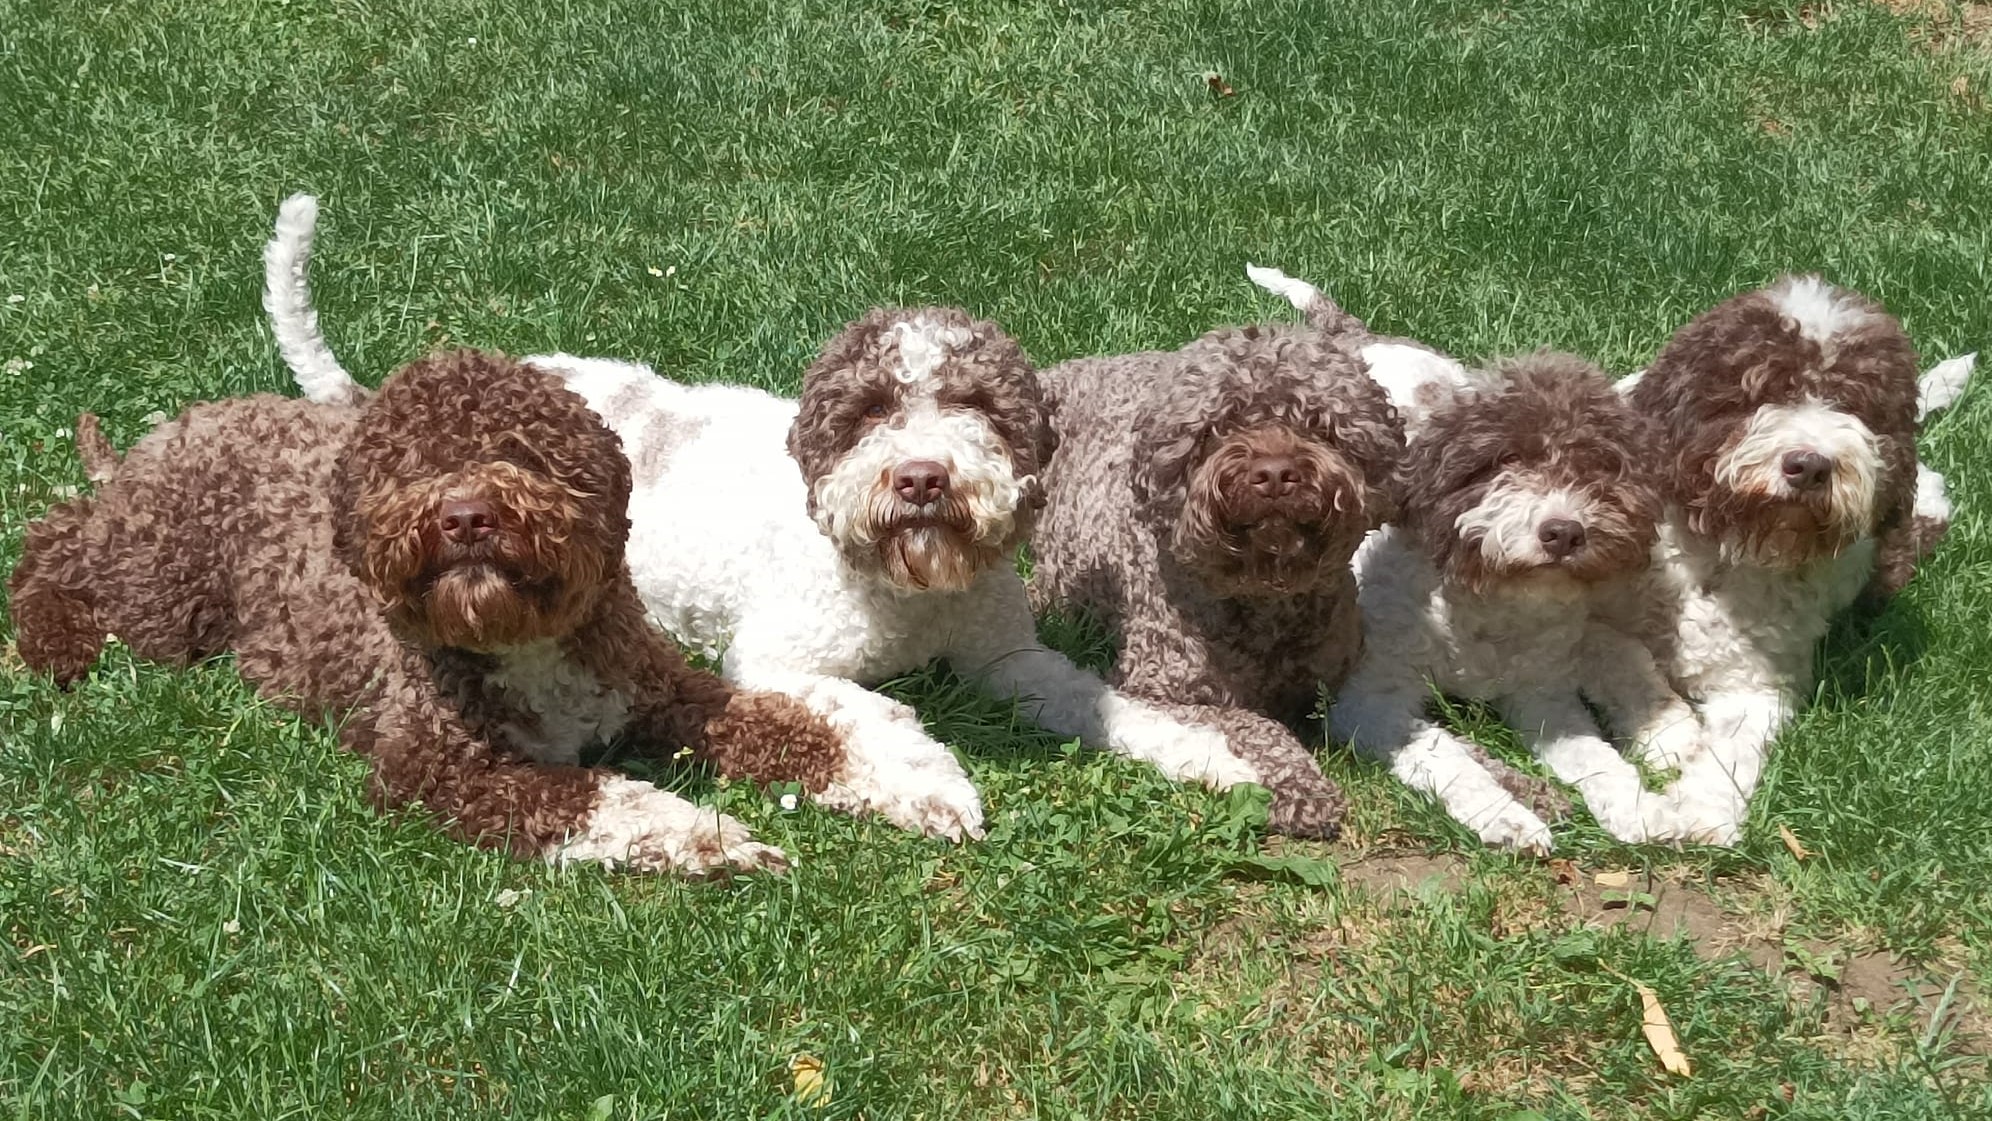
[785,306,1055,592]
[1631,276,1919,571]
[1404,352,1663,596]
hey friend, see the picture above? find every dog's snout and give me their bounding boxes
[1781,449,1832,491]
[1247,455,1301,499]
[892,459,951,505]
[439,498,499,544]
[1538,518,1586,559]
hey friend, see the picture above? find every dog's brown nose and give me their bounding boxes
[893,459,951,505]
[1782,449,1832,491]
[1538,518,1586,559]
[439,498,499,544]
[1247,455,1301,499]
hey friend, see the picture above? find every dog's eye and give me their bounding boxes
[862,403,889,423]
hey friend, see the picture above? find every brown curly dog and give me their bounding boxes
[1030,322,1407,839]
[8,350,853,874]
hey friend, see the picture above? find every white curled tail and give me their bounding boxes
[1917,352,1974,423]
[264,193,366,406]
[1244,263,1367,336]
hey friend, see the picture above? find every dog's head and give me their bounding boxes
[332,349,631,652]
[1632,276,1918,569]
[1404,351,1662,597]
[786,307,1056,593]
[1132,324,1403,596]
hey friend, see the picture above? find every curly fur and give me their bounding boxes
[1598,276,1949,844]
[520,312,1269,837]
[787,306,1058,592]
[1404,352,1663,594]
[1032,323,1407,838]
[1329,346,1690,850]
[9,350,855,875]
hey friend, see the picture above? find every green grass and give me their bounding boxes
[4,0,1991,1116]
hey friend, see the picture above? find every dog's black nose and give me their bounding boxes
[439,498,499,544]
[1247,455,1301,499]
[892,459,950,505]
[1782,449,1832,491]
[1538,518,1586,559]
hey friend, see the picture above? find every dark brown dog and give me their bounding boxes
[9,350,850,873]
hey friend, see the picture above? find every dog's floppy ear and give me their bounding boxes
[1128,389,1201,517]
[1345,412,1406,530]
[786,312,890,513]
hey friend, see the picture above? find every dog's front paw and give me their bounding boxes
[1671,795,1744,847]
[863,768,987,842]
[1144,725,1263,791]
[553,777,789,876]
[817,754,987,842]
[1471,804,1555,854]
[1631,713,1708,772]
[1589,790,1689,846]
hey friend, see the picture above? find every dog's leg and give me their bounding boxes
[1144,701,1345,838]
[1328,669,1555,853]
[952,633,1262,791]
[9,499,111,685]
[1504,690,1681,844]
[1575,626,1708,771]
[718,650,985,842]
[352,670,785,874]
[1664,688,1785,847]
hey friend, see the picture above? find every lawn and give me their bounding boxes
[3,0,1990,1117]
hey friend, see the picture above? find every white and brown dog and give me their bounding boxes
[1594,277,1968,844]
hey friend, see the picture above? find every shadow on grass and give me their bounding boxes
[1816,590,1935,707]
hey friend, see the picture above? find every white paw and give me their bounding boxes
[551,777,788,876]
[1673,796,1744,847]
[1473,804,1555,854]
[831,766,986,842]
[1592,791,1687,846]
[1155,726,1263,791]
[1631,714,1708,771]
[817,747,987,842]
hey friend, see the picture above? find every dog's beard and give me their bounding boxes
[1442,474,1657,597]
[1693,491,1864,569]
[1171,444,1364,596]
[810,413,1028,593]
[851,487,1009,593]
[418,563,546,650]
[1700,403,1881,568]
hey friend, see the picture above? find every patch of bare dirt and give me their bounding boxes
[1336,850,1469,895]
[1873,0,1992,50]
[1324,854,1988,1057]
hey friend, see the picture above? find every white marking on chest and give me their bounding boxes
[487,640,634,765]
[891,317,974,387]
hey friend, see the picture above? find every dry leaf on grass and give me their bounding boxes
[1594,869,1631,888]
[1778,824,1810,861]
[790,1053,831,1106]
[1203,71,1236,98]
[1633,980,1692,1076]
[1549,858,1579,885]
[1603,966,1692,1077]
